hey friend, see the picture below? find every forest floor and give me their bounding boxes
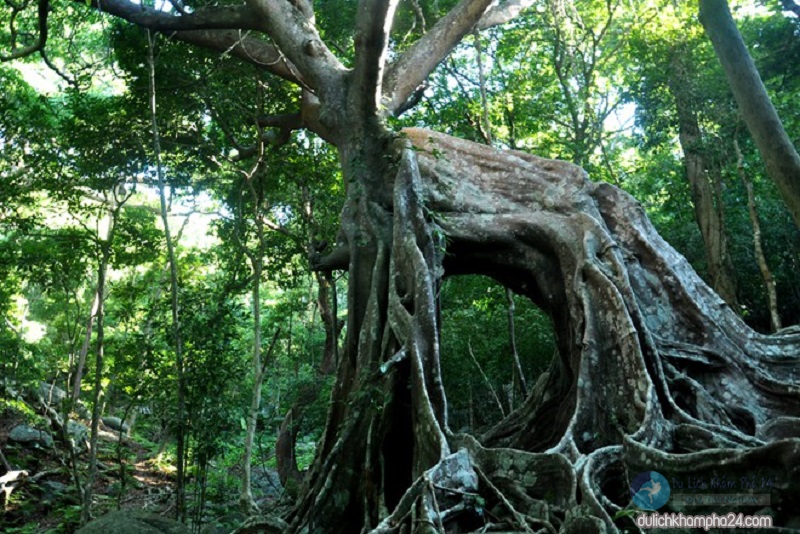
[1,405,283,534]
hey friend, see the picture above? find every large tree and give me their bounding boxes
[4,0,800,532]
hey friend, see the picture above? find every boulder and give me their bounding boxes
[41,480,69,494]
[76,511,190,534]
[75,402,91,419]
[37,382,67,405]
[67,420,89,443]
[102,416,130,434]
[41,480,71,503]
[34,381,90,418]
[9,424,54,448]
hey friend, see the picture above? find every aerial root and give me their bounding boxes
[473,465,541,534]
[370,436,582,533]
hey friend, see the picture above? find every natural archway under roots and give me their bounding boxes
[266,129,800,534]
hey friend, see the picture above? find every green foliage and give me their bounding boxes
[2,0,800,528]
[0,398,46,429]
[440,275,555,431]
[623,0,800,329]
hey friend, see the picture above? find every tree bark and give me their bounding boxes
[316,271,339,375]
[287,128,451,532]
[667,53,738,308]
[700,0,800,228]
[275,405,303,489]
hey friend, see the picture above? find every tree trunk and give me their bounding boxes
[287,128,800,533]
[667,53,738,308]
[71,291,100,404]
[779,0,800,17]
[700,0,800,228]
[288,127,450,532]
[316,271,339,375]
[148,31,186,522]
[506,288,528,401]
[240,258,263,515]
[275,406,303,489]
[240,160,271,514]
[81,258,107,526]
[735,140,782,332]
[80,216,118,525]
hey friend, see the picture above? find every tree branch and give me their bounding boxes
[383,0,495,115]
[245,0,346,95]
[477,0,535,30]
[69,0,307,85]
[92,0,262,32]
[171,30,302,85]
[352,0,402,118]
[779,0,800,17]
[0,0,48,61]
[256,112,303,130]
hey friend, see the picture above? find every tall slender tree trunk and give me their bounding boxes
[71,291,100,404]
[80,207,119,525]
[667,53,738,308]
[316,271,339,375]
[506,288,528,401]
[700,0,800,227]
[238,142,269,514]
[147,31,186,522]
[240,257,263,514]
[241,326,281,514]
[734,139,782,332]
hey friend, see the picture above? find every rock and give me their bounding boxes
[3,381,22,401]
[37,381,67,405]
[9,424,54,448]
[76,511,190,534]
[199,525,226,534]
[252,468,282,500]
[201,512,248,534]
[41,479,71,502]
[233,515,289,534]
[102,416,130,434]
[67,420,89,443]
[75,403,91,419]
[34,381,90,418]
[41,480,69,494]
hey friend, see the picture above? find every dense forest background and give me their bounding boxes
[1,0,799,532]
